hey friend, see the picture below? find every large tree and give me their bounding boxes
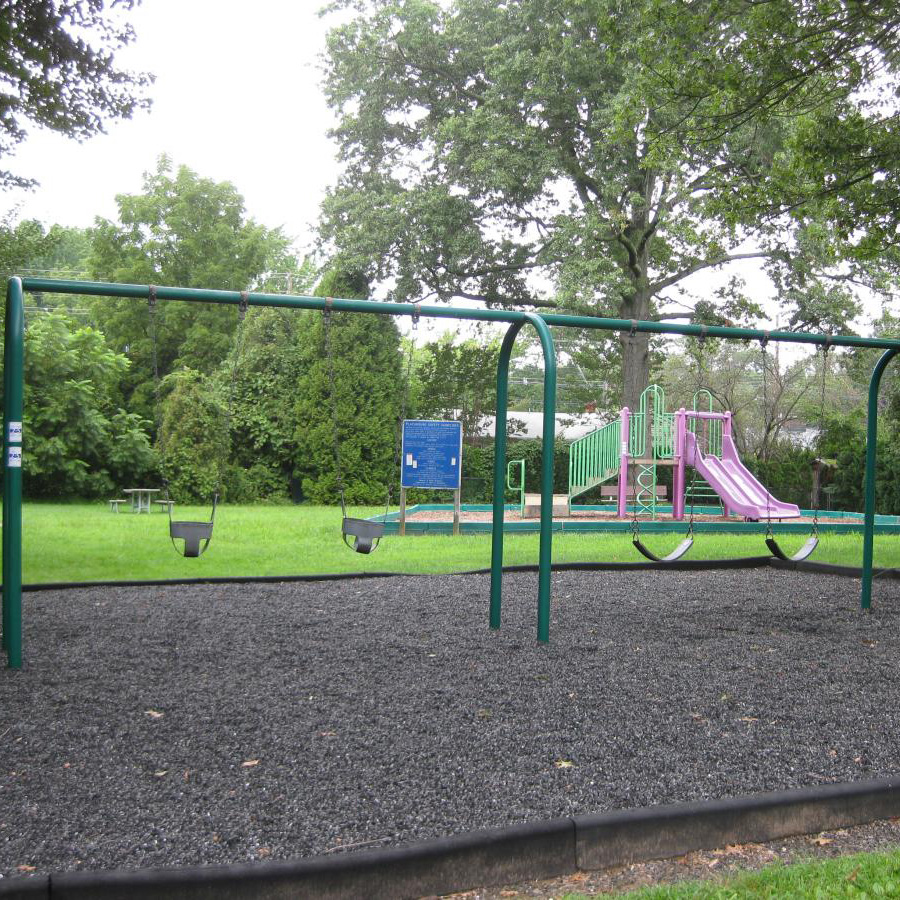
[0,212,61,275]
[0,0,152,189]
[319,0,889,410]
[89,155,300,414]
[416,334,499,442]
[640,0,900,259]
[293,268,405,505]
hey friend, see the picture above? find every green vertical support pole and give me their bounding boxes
[489,315,557,642]
[3,277,24,668]
[861,348,897,610]
[489,321,524,630]
[530,313,558,642]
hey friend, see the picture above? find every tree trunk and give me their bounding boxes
[621,330,651,413]
[619,283,652,413]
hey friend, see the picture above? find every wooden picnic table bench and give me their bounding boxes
[599,484,668,499]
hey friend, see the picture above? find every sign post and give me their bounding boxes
[401,420,463,534]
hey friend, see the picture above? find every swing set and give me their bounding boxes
[620,348,827,566]
[2,276,899,668]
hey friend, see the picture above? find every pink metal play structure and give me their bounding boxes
[616,402,800,522]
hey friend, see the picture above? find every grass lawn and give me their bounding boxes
[577,848,900,898]
[10,502,900,584]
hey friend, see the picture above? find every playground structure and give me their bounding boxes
[568,384,800,522]
[4,276,900,666]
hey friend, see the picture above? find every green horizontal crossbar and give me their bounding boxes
[19,277,900,352]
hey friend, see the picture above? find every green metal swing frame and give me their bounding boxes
[2,276,898,667]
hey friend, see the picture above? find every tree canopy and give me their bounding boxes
[89,156,300,413]
[320,0,894,409]
[416,334,499,442]
[0,0,152,189]
[23,312,154,497]
[293,268,406,504]
[0,213,61,275]
[639,0,900,258]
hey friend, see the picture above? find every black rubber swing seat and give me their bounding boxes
[765,535,819,563]
[170,520,214,558]
[632,536,694,563]
[342,517,385,554]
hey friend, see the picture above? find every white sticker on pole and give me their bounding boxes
[7,446,21,467]
[7,421,22,443]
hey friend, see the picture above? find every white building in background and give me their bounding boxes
[781,420,820,449]
[476,411,611,440]
[473,413,821,446]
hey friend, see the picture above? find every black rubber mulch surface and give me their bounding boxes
[1,568,898,878]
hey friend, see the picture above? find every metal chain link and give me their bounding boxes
[147,286,170,496]
[684,329,709,537]
[628,434,640,537]
[218,292,249,499]
[760,336,773,537]
[812,341,830,536]
[686,419,703,537]
[322,300,348,518]
[385,306,419,517]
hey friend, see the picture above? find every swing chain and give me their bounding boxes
[687,332,710,529]
[629,499,640,539]
[686,420,702,538]
[758,336,776,538]
[386,305,419,514]
[323,298,348,518]
[812,339,831,537]
[219,292,250,498]
[147,286,171,494]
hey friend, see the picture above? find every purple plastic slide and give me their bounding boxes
[683,431,801,520]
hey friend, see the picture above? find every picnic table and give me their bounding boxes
[122,488,160,513]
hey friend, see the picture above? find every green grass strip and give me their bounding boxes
[9,503,900,584]
[563,847,900,898]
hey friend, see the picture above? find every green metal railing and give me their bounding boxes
[629,385,676,460]
[686,390,723,509]
[507,458,525,516]
[688,389,723,457]
[568,419,620,501]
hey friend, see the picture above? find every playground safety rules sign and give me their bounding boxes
[401,420,462,490]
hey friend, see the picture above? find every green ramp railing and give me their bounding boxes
[568,418,621,504]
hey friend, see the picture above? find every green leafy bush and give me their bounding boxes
[23,314,155,498]
[156,369,227,503]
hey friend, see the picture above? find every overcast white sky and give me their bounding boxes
[1,1,882,350]
[6,1,339,252]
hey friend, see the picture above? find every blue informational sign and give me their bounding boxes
[401,420,463,490]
